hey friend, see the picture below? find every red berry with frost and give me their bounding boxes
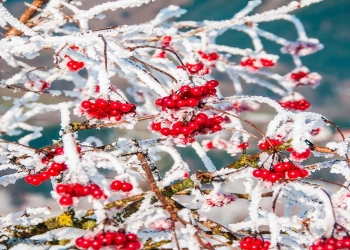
[186,98,198,107]
[252,169,262,178]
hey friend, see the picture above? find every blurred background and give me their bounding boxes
[0,0,349,224]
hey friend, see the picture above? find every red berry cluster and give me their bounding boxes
[252,162,309,183]
[184,62,210,75]
[240,236,271,250]
[66,58,84,72]
[290,71,308,81]
[109,180,133,192]
[310,237,350,250]
[278,99,311,111]
[155,80,219,110]
[65,45,85,72]
[151,112,224,141]
[80,99,136,120]
[75,232,141,250]
[25,147,71,186]
[198,50,219,61]
[290,148,311,161]
[240,57,275,70]
[258,138,283,150]
[56,183,105,206]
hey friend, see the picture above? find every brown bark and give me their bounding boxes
[6,0,49,37]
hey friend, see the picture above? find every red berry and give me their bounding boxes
[110,101,121,110]
[186,98,198,107]
[37,171,51,181]
[342,237,350,248]
[260,170,270,180]
[25,174,34,184]
[81,100,92,110]
[181,126,192,136]
[91,189,104,199]
[273,163,285,172]
[206,80,219,89]
[151,122,161,131]
[90,239,103,250]
[211,124,222,133]
[323,243,335,250]
[48,167,60,177]
[213,116,224,124]
[171,94,181,101]
[283,162,295,170]
[188,122,199,130]
[160,128,170,136]
[96,99,109,109]
[252,169,262,178]
[125,241,141,250]
[120,104,132,113]
[268,173,280,183]
[110,109,120,116]
[59,196,73,206]
[163,99,176,108]
[54,147,64,155]
[179,85,191,94]
[115,232,127,245]
[258,142,269,150]
[125,233,138,242]
[30,176,43,186]
[287,169,301,179]
[75,237,84,248]
[176,99,187,107]
[121,182,133,192]
[56,184,67,195]
[191,86,203,96]
[110,180,122,191]
[194,113,208,125]
[51,162,64,171]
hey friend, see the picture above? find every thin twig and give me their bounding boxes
[98,34,108,71]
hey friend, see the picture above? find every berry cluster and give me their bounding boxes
[109,180,133,192]
[240,236,271,250]
[240,57,275,70]
[252,162,309,183]
[258,138,283,150]
[75,232,141,250]
[278,98,311,111]
[310,237,350,250]
[183,62,210,75]
[198,50,219,61]
[56,183,105,206]
[155,80,219,110]
[25,146,71,186]
[151,112,224,142]
[80,99,136,120]
[65,45,85,72]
